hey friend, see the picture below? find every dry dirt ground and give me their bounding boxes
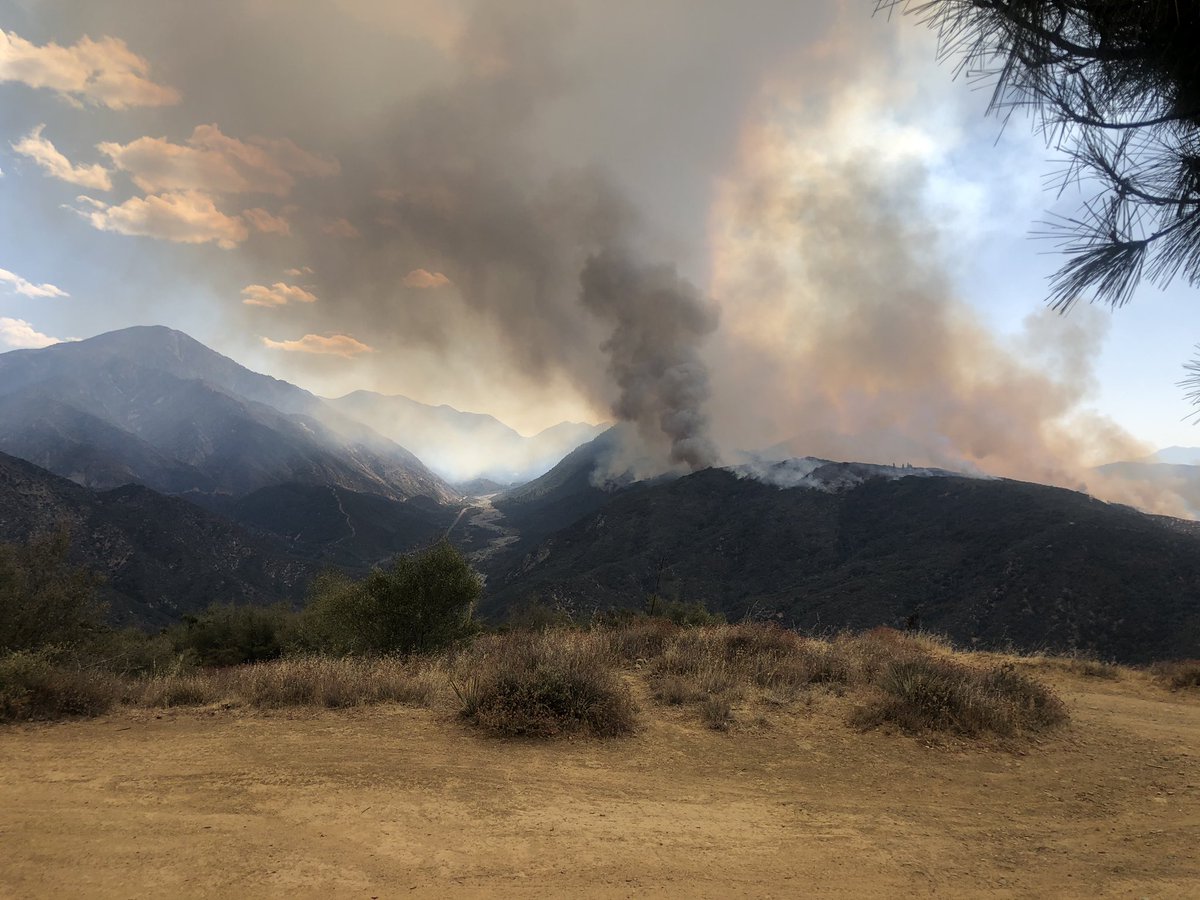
[1,666,1197,899]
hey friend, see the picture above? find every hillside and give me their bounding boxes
[0,451,309,626]
[0,327,454,503]
[192,483,470,572]
[487,467,1200,662]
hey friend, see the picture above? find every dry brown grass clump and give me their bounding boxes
[1151,659,1200,690]
[454,630,638,738]
[850,658,1069,738]
[139,657,436,709]
[0,652,122,722]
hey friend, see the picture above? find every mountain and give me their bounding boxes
[0,451,310,627]
[486,465,1200,663]
[327,390,604,484]
[492,426,638,554]
[190,483,467,572]
[1149,446,1200,466]
[0,327,455,503]
[1095,460,1200,517]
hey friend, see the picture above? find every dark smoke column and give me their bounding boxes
[580,249,721,470]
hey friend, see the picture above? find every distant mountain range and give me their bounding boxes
[482,432,1200,662]
[3,328,1200,662]
[327,390,604,484]
[0,326,455,503]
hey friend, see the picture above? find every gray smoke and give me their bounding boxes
[580,249,720,469]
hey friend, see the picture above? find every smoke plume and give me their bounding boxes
[580,250,719,469]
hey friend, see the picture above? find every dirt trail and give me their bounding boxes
[1,669,1197,898]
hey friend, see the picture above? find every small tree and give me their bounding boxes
[302,541,480,655]
[0,528,103,654]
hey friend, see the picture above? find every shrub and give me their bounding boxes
[852,658,1068,737]
[457,631,638,738]
[140,673,220,708]
[1152,659,1200,690]
[85,627,181,677]
[605,617,680,662]
[169,603,297,668]
[302,541,480,655]
[0,651,119,722]
[0,529,104,654]
[699,695,734,731]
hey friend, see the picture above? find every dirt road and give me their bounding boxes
[1,668,1197,898]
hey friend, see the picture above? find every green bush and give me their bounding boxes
[169,603,297,668]
[0,529,104,654]
[302,541,480,655]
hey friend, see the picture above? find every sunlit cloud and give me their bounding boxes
[98,124,338,196]
[284,266,314,278]
[76,191,249,248]
[261,333,373,357]
[11,125,112,190]
[0,29,179,109]
[0,317,67,349]
[241,282,318,308]
[0,266,68,298]
[322,217,360,238]
[243,207,291,235]
[402,268,452,289]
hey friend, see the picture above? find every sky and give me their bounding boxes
[2,1,1200,481]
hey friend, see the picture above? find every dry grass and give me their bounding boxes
[2,623,1091,742]
[850,658,1069,738]
[0,652,122,722]
[453,630,638,738]
[1152,659,1200,690]
[139,657,437,710]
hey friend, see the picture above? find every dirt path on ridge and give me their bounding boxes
[0,667,1197,898]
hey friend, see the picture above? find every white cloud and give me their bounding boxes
[402,267,452,289]
[284,266,314,277]
[76,191,249,248]
[11,124,111,190]
[0,266,68,298]
[322,217,360,238]
[241,282,318,308]
[0,29,179,109]
[98,124,338,196]
[0,317,64,349]
[243,207,291,235]
[261,333,373,357]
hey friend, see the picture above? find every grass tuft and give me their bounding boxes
[456,631,638,738]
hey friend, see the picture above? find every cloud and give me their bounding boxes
[243,207,291,235]
[0,267,68,298]
[402,268,452,289]
[11,125,112,190]
[322,217,360,238]
[0,317,65,349]
[284,266,314,277]
[241,282,318,308]
[76,191,249,248]
[97,124,338,196]
[0,29,179,109]
[261,333,373,357]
